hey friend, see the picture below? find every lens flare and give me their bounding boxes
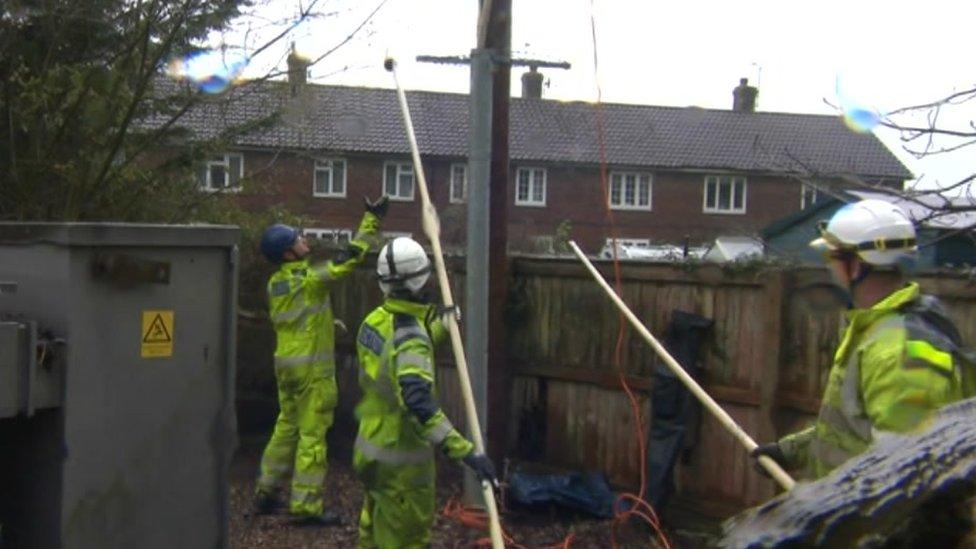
[835,73,883,133]
[167,50,249,94]
[842,106,881,133]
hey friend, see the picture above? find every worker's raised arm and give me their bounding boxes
[312,196,388,283]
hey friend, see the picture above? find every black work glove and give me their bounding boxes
[462,452,499,489]
[751,442,787,478]
[364,195,390,219]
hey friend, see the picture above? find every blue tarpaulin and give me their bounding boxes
[508,468,617,518]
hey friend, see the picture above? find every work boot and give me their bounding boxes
[292,510,342,527]
[252,491,283,515]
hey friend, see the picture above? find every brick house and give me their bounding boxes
[167,64,911,254]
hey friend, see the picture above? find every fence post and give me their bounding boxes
[754,269,786,500]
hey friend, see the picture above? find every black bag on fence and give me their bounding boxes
[645,310,713,511]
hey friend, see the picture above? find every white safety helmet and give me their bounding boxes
[809,199,917,266]
[377,237,432,295]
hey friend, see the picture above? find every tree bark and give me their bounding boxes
[722,396,976,548]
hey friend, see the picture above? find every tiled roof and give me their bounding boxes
[149,80,912,180]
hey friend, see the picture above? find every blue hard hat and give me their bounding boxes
[260,224,299,264]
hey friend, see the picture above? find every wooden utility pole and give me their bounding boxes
[421,1,567,504]
[459,0,512,505]
[482,0,511,473]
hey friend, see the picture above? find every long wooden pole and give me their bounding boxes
[568,241,797,491]
[386,58,505,549]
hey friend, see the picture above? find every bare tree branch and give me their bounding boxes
[879,120,976,139]
[244,0,321,60]
[305,0,388,68]
[885,86,976,116]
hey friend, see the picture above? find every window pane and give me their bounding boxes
[518,170,529,201]
[706,178,716,208]
[385,164,397,195]
[229,155,242,187]
[209,165,226,189]
[638,177,649,206]
[802,184,816,208]
[733,179,744,210]
[718,178,731,210]
[314,168,329,194]
[333,161,345,194]
[399,171,413,198]
[610,180,621,205]
[452,165,465,201]
[624,175,635,205]
[532,175,544,202]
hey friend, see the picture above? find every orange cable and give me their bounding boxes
[589,2,671,548]
[442,496,576,549]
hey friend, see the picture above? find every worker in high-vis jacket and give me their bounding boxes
[254,195,388,525]
[354,237,498,548]
[753,199,975,480]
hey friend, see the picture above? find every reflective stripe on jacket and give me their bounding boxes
[779,283,974,478]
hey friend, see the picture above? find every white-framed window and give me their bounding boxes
[199,153,243,192]
[801,183,818,209]
[303,228,352,244]
[384,161,415,201]
[516,167,546,207]
[313,158,346,198]
[609,172,652,210]
[450,163,467,204]
[703,175,746,214]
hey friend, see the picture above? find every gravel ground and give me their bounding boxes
[229,439,678,548]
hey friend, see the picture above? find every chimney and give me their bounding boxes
[522,66,543,99]
[287,42,309,95]
[732,77,758,112]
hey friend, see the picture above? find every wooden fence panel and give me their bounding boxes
[538,378,650,487]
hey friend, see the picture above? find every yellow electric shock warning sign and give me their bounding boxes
[141,310,174,358]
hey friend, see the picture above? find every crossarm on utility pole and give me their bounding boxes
[568,241,797,491]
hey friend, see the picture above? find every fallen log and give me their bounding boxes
[721,396,976,548]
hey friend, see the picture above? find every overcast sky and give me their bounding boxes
[229,0,974,193]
